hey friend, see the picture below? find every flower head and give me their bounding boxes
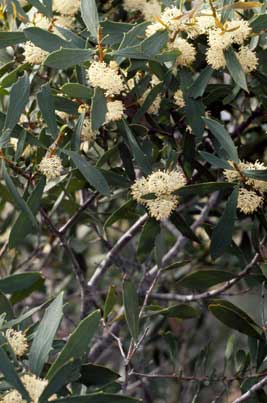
[123,0,146,12]
[237,188,264,215]
[206,45,226,70]
[39,155,63,181]
[169,37,196,67]
[53,0,80,16]
[237,46,258,73]
[5,329,28,357]
[81,119,97,144]
[24,42,48,65]
[131,169,186,220]
[143,0,161,20]
[105,100,125,123]
[88,61,125,97]
[139,90,162,114]
[224,160,267,193]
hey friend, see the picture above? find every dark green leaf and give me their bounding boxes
[200,151,233,170]
[148,304,200,319]
[250,14,267,33]
[4,73,29,134]
[170,212,200,243]
[47,310,101,380]
[208,299,263,339]
[224,47,248,92]
[0,346,30,402]
[52,394,139,403]
[137,218,161,262]
[45,48,93,69]
[242,169,267,181]
[61,83,93,99]
[91,87,107,131]
[9,177,45,248]
[0,32,26,48]
[67,150,110,196]
[81,0,99,39]
[0,272,44,294]
[2,162,37,228]
[123,278,140,341]
[189,66,213,98]
[121,120,151,175]
[29,293,64,376]
[176,182,234,198]
[39,359,81,403]
[179,270,236,290]
[24,27,69,52]
[103,285,117,322]
[203,117,239,162]
[80,364,119,387]
[37,83,58,138]
[211,187,238,259]
[104,200,138,228]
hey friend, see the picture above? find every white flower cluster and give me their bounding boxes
[131,169,186,220]
[38,154,63,181]
[24,41,48,65]
[224,160,267,214]
[53,0,80,16]
[5,329,28,357]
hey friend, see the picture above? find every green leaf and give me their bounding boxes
[121,120,151,175]
[148,304,200,319]
[250,14,267,33]
[184,97,205,138]
[47,310,101,380]
[104,200,138,228]
[189,66,213,98]
[170,212,200,243]
[208,299,263,339]
[45,48,93,69]
[29,293,64,376]
[224,47,248,92]
[242,169,267,181]
[211,187,238,259]
[81,0,99,39]
[0,346,31,402]
[203,117,239,162]
[91,87,107,131]
[123,278,140,341]
[0,32,26,48]
[39,359,81,403]
[176,182,234,198]
[133,83,163,123]
[9,177,45,248]
[0,291,13,320]
[37,83,58,138]
[200,151,233,170]
[51,394,140,403]
[141,30,169,57]
[28,0,53,17]
[0,272,44,294]
[24,27,69,52]
[67,150,110,196]
[101,20,134,46]
[61,83,93,99]
[2,162,38,228]
[4,72,29,134]
[137,218,161,262]
[103,285,117,322]
[80,364,119,387]
[178,270,236,290]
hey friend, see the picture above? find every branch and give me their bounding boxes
[150,250,260,302]
[232,376,267,403]
[87,214,147,288]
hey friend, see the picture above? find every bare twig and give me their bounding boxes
[232,376,267,403]
[88,214,147,288]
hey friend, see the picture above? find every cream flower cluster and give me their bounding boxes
[106,100,125,123]
[206,20,257,72]
[5,329,28,357]
[0,374,56,403]
[224,160,267,214]
[24,41,48,65]
[39,155,63,181]
[53,0,80,16]
[131,169,186,220]
[88,61,125,97]
[123,0,161,20]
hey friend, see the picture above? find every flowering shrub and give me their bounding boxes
[1,0,267,401]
